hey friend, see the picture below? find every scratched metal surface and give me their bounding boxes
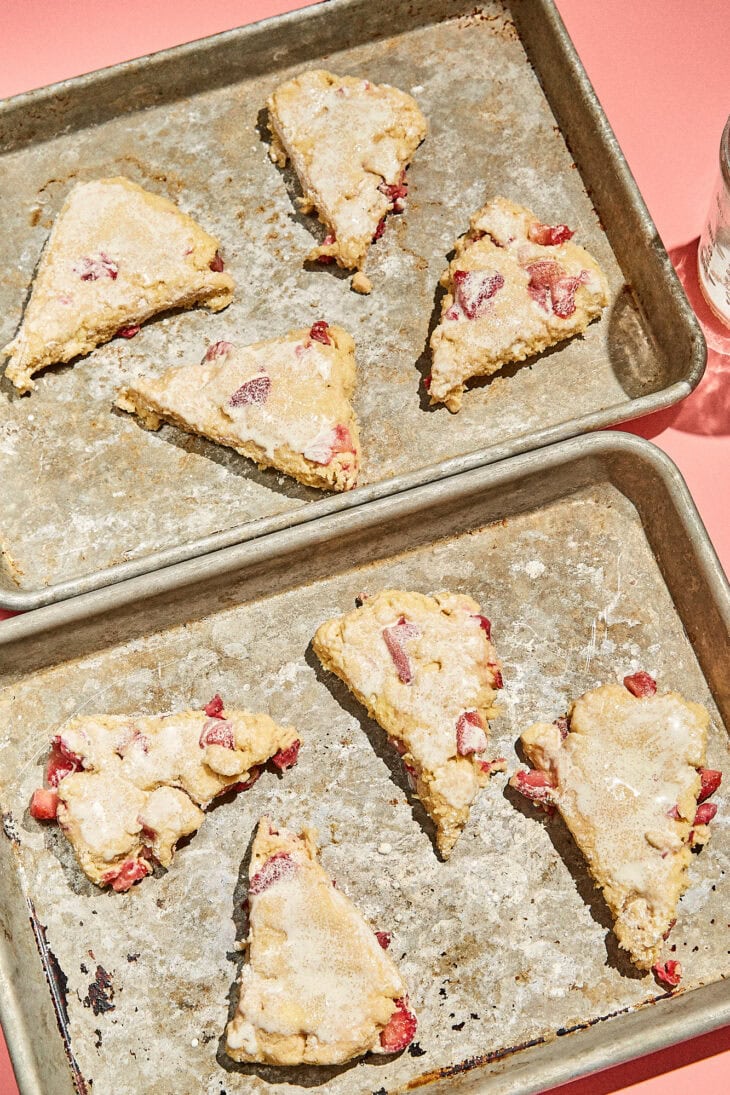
[0,0,703,609]
[0,435,727,1095]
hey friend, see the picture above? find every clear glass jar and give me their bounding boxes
[698,116,730,328]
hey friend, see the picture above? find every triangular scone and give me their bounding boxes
[428,196,609,411]
[313,590,505,858]
[28,696,300,891]
[226,818,417,1065]
[116,322,360,492]
[510,674,722,979]
[3,177,234,393]
[267,69,427,274]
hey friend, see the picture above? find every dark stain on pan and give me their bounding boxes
[2,812,20,845]
[27,898,90,1095]
[83,965,115,1016]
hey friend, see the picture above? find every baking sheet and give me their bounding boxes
[0,433,727,1095]
[0,0,704,609]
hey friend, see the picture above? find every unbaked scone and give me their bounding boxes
[312,590,505,858]
[116,322,360,492]
[3,177,234,393]
[225,817,417,1065]
[428,196,609,411]
[29,695,300,891]
[510,673,721,984]
[267,69,427,277]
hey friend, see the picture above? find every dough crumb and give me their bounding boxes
[351,271,372,295]
[378,842,393,855]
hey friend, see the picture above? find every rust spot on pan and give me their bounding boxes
[83,964,115,1016]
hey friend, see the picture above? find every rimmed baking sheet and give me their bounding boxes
[0,0,705,609]
[0,433,727,1094]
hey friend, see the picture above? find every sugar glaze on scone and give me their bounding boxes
[3,177,234,393]
[226,818,417,1065]
[511,673,722,982]
[267,69,427,276]
[313,590,505,858]
[29,697,300,891]
[429,196,609,411]
[116,321,360,492]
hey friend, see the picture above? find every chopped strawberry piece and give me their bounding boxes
[249,852,295,895]
[229,374,271,408]
[653,960,682,988]
[380,997,417,1053]
[423,374,431,390]
[76,253,118,281]
[372,217,386,242]
[694,803,717,825]
[525,260,587,318]
[511,768,557,804]
[271,739,301,771]
[489,664,504,689]
[318,233,336,264]
[528,222,574,246]
[456,710,488,756]
[46,737,83,786]
[309,321,331,346]
[453,269,505,319]
[403,760,418,790]
[553,716,570,739]
[303,423,355,466]
[478,757,506,776]
[103,858,152,892]
[209,251,225,272]
[666,804,681,820]
[375,931,392,950]
[231,766,261,793]
[623,672,657,698]
[697,768,722,802]
[115,729,150,757]
[205,340,233,361]
[382,617,420,684]
[379,174,409,212]
[116,324,141,339]
[199,719,235,749]
[29,788,59,819]
[204,694,225,718]
[472,613,492,639]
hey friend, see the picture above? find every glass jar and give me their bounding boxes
[698,116,730,328]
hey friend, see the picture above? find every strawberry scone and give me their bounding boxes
[511,673,720,986]
[225,817,417,1065]
[116,321,360,491]
[29,696,300,891]
[3,177,234,393]
[313,590,505,858]
[267,69,427,283]
[428,196,609,411]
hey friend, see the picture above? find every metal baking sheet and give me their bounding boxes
[0,432,727,1095]
[0,0,705,610]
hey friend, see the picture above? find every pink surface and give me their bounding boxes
[0,1,728,1093]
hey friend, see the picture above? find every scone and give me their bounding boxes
[428,196,609,411]
[4,177,234,393]
[510,673,721,985]
[29,695,300,891]
[313,590,505,858]
[116,322,360,492]
[267,69,427,279]
[225,817,417,1065]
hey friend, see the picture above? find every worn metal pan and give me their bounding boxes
[0,0,705,610]
[0,432,727,1094]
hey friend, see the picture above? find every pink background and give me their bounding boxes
[0,1,728,1092]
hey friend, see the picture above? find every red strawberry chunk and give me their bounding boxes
[525,260,586,318]
[453,269,505,319]
[380,997,417,1053]
[103,858,152,892]
[271,739,301,771]
[372,217,386,242]
[456,710,488,756]
[382,617,420,684]
[666,804,681,820]
[528,222,574,246]
[423,374,431,390]
[46,737,83,786]
[697,768,722,802]
[116,324,141,339]
[249,852,295,895]
[199,719,235,749]
[76,253,118,281]
[205,340,233,361]
[318,233,336,263]
[379,174,409,212]
[204,694,225,718]
[229,374,271,408]
[375,931,392,950]
[309,321,331,346]
[694,802,717,826]
[209,251,225,272]
[472,613,492,639]
[30,788,59,819]
[623,672,657,698]
[478,756,507,776]
[511,768,557,804]
[653,960,682,988]
[403,760,418,790]
[553,716,570,740]
[303,424,355,466]
[231,766,261,793]
[489,664,504,689]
